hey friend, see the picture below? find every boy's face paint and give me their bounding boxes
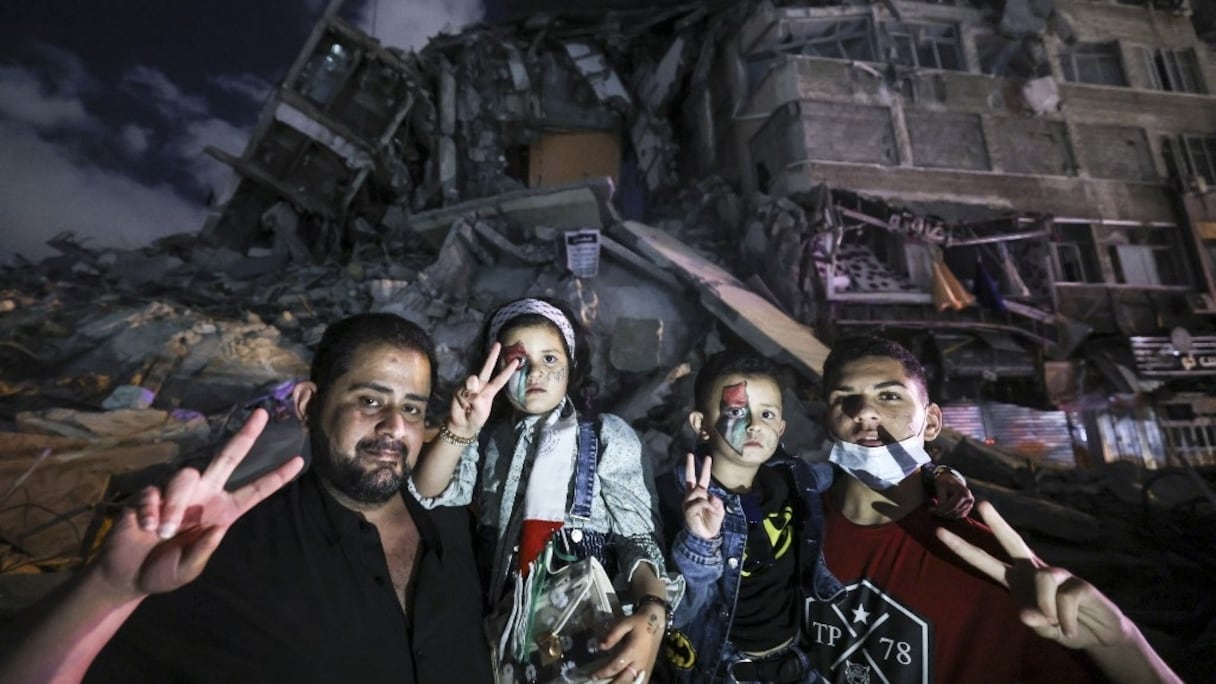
[715,382,751,455]
[699,373,786,468]
[497,325,570,415]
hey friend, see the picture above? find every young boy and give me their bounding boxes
[808,335,1179,684]
[656,350,972,683]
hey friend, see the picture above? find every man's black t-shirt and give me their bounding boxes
[86,469,492,683]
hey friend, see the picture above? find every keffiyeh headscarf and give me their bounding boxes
[487,298,576,356]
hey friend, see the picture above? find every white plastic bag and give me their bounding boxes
[492,544,623,684]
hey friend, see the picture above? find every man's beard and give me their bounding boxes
[311,431,410,504]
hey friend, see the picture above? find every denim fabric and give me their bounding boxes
[659,455,844,684]
[410,403,676,601]
[570,420,598,520]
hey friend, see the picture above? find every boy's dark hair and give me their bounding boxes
[482,296,596,412]
[310,313,438,404]
[821,335,928,401]
[693,349,783,411]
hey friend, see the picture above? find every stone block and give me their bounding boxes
[609,317,663,373]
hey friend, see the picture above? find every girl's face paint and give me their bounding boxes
[715,382,751,455]
[497,324,570,415]
[502,342,529,405]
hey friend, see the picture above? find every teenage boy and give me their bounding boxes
[807,335,1180,683]
[656,351,972,683]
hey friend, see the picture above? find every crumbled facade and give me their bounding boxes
[199,0,1216,470]
[695,0,1216,468]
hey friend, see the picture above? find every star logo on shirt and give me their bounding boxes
[851,605,871,624]
[805,579,931,683]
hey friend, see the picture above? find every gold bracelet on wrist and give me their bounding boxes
[438,423,477,447]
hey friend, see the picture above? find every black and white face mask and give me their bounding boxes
[828,432,930,491]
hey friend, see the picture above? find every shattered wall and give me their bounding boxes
[720,0,1216,223]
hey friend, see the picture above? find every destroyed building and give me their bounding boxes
[197,0,1216,472]
[2,0,1215,679]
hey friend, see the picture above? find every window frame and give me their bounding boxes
[1059,41,1127,87]
[1142,47,1205,94]
[885,21,964,71]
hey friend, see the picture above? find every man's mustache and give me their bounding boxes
[356,435,407,456]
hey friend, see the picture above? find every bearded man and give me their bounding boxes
[1,313,492,684]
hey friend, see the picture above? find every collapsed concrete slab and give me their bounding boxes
[402,178,617,249]
[612,220,831,380]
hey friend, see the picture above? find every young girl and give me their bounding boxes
[411,297,678,684]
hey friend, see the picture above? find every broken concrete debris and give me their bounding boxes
[4,0,1216,677]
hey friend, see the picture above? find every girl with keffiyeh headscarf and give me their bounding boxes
[410,296,682,684]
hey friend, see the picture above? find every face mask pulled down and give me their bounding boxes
[828,432,931,491]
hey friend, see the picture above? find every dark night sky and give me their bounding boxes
[0,0,483,261]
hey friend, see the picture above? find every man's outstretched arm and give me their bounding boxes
[0,409,304,684]
[937,501,1182,684]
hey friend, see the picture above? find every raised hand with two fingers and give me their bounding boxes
[97,408,305,601]
[682,453,724,541]
[936,501,1182,684]
[446,341,520,440]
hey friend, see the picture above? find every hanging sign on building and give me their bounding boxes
[1131,335,1216,376]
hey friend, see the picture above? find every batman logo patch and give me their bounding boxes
[663,630,696,670]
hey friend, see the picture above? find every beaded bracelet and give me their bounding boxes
[438,423,477,447]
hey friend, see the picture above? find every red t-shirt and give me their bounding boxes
[805,495,1098,683]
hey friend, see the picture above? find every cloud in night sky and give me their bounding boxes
[0,49,252,260]
[0,1,484,263]
[354,0,484,51]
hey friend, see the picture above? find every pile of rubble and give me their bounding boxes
[2,180,1213,677]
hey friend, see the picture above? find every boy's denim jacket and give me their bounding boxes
[658,453,845,683]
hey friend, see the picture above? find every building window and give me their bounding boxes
[1059,42,1127,86]
[330,62,410,139]
[886,22,964,71]
[1141,47,1205,93]
[1162,134,1216,187]
[1051,223,1102,283]
[976,33,1050,78]
[1053,222,1190,286]
[1106,226,1190,286]
[296,39,358,108]
[794,18,877,62]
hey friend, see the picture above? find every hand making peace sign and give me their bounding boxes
[937,501,1137,650]
[94,409,305,601]
[682,453,725,541]
[446,341,520,439]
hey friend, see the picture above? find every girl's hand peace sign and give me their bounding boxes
[446,342,520,439]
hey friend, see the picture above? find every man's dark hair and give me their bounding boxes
[693,349,783,411]
[310,313,438,401]
[821,335,928,401]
